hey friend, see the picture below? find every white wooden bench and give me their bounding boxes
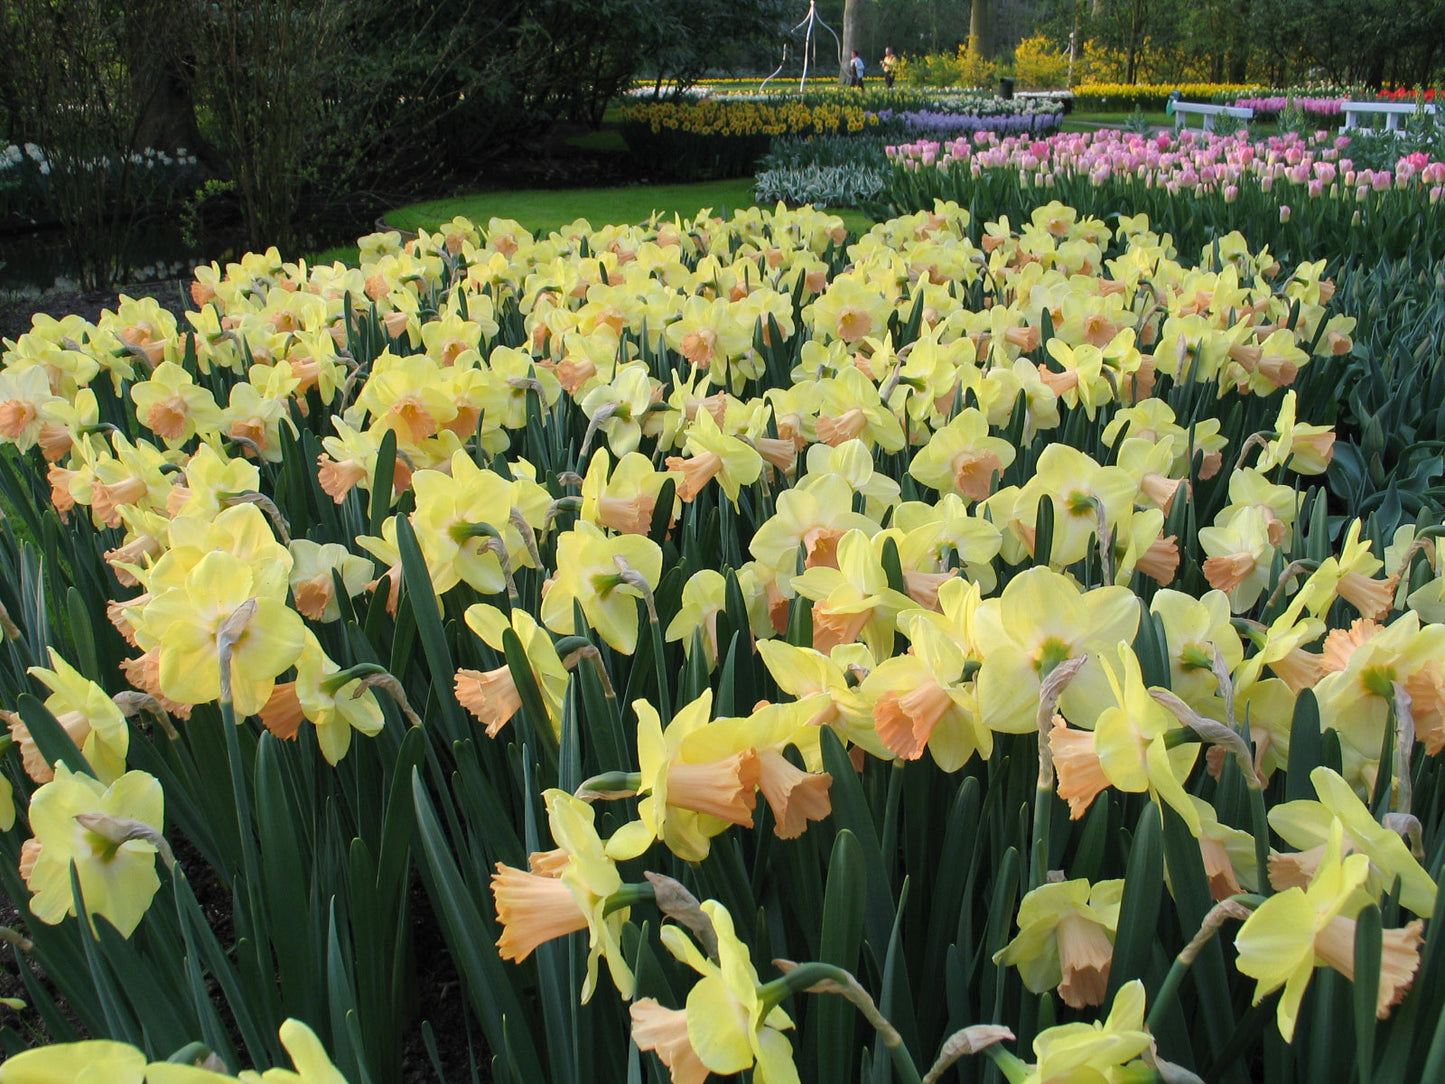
[1172,102,1254,132]
[1341,100,1438,132]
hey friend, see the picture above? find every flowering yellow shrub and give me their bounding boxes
[1074,38,1215,84]
[1013,35,1069,89]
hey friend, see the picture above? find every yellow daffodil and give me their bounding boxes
[994,878,1124,1009]
[491,789,634,1002]
[1269,767,1437,916]
[286,540,373,623]
[137,549,306,717]
[748,474,878,584]
[789,529,915,661]
[863,612,990,770]
[540,521,662,655]
[1199,506,1277,612]
[129,361,223,446]
[1051,642,1200,832]
[1149,588,1244,715]
[633,900,798,1084]
[579,448,671,536]
[22,765,165,938]
[12,649,129,784]
[1299,519,1396,621]
[261,633,385,764]
[664,408,763,506]
[606,692,759,863]
[1015,980,1152,1084]
[755,639,882,756]
[908,407,1016,502]
[455,603,567,739]
[972,567,1139,735]
[0,1039,146,1083]
[1236,821,1422,1041]
[679,700,832,840]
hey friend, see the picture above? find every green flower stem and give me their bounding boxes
[1145,895,1263,1034]
[981,1044,1031,1084]
[601,881,657,916]
[319,663,389,696]
[650,609,672,725]
[760,962,924,1084]
[1029,779,1053,894]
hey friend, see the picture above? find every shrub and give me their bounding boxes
[1013,35,1070,90]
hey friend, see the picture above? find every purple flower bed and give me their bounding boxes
[873,109,1062,138]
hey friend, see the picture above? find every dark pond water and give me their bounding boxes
[0,219,207,293]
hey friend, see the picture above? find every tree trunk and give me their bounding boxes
[970,0,992,59]
[841,0,862,85]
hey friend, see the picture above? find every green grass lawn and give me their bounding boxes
[1061,111,1171,131]
[308,107,1235,266]
[312,178,874,264]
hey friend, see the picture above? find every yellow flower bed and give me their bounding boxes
[620,99,876,137]
[1,199,1440,1084]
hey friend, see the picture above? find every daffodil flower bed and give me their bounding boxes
[880,128,1445,263]
[1071,83,1266,112]
[619,100,879,180]
[0,200,1442,1084]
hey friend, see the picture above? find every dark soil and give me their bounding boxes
[0,281,193,344]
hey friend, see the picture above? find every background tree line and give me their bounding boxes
[0,0,787,263]
[825,0,1444,88]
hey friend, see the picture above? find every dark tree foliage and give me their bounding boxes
[0,0,790,259]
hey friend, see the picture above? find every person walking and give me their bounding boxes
[849,50,865,88]
[881,46,897,88]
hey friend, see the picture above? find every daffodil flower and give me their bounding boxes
[1050,642,1200,832]
[490,789,634,1002]
[540,521,662,655]
[994,878,1124,1009]
[579,448,671,536]
[863,613,990,770]
[605,692,759,863]
[286,540,373,623]
[22,765,165,938]
[747,474,878,584]
[137,549,306,717]
[755,639,882,757]
[633,901,799,1084]
[455,603,567,739]
[790,529,915,661]
[664,408,763,506]
[908,407,1017,502]
[1235,821,1423,1041]
[1298,519,1396,621]
[679,700,832,840]
[1269,766,1437,917]
[972,567,1139,735]
[0,1038,146,1083]
[14,649,129,784]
